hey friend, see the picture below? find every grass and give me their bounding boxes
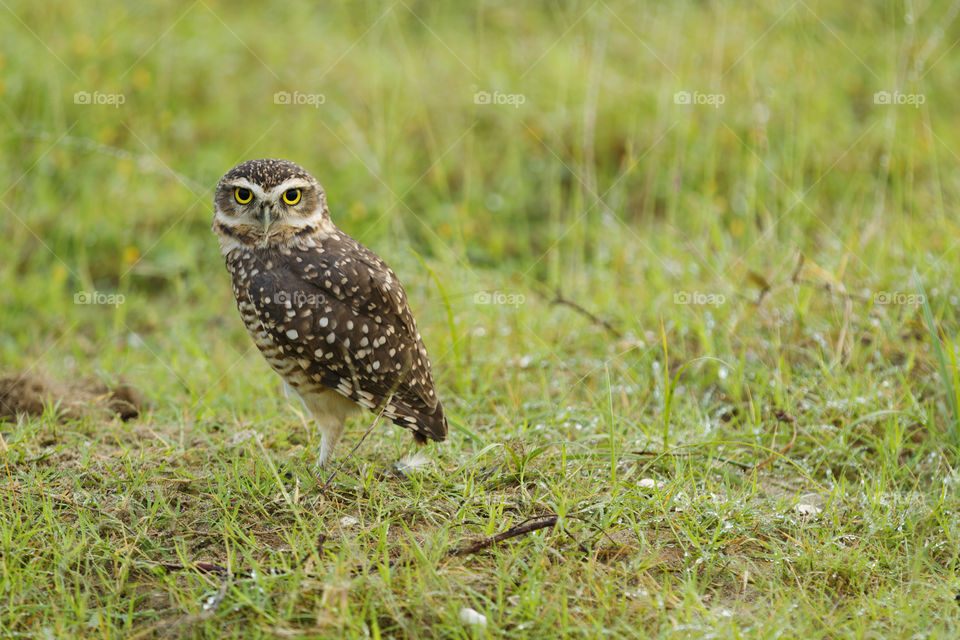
[2,0,960,637]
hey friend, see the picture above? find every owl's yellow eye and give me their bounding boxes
[235,187,253,204]
[282,188,302,205]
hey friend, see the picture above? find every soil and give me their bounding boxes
[0,372,145,422]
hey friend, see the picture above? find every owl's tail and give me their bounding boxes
[389,397,447,444]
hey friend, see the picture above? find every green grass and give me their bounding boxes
[2,0,960,637]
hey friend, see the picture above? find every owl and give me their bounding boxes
[212,159,447,467]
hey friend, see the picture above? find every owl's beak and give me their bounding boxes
[257,204,272,234]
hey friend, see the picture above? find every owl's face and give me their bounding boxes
[213,159,332,249]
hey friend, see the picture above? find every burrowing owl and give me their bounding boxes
[212,159,447,467]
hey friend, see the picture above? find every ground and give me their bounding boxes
[1,1,960,638]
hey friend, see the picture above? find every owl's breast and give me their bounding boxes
[224,249,315,390]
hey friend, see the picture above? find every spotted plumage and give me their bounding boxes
[212,159,447,466]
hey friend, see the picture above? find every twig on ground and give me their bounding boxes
[152,514,568,597]
[548,289,623,338]
[157,561,238,577]
[561,525,590,554]
[447,515,559,556]
[630,449,752,470]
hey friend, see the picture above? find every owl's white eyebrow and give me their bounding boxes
[270,178,313,193]
[225,178,268,199]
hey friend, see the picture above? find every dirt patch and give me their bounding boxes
[0,372,145,422]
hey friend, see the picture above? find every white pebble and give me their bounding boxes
[795,503,821,516]
[458,607,487,627]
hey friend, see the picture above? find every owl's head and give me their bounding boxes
[213,159,332,250]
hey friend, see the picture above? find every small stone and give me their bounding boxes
[795,503,822,516]
[458,607,487,627]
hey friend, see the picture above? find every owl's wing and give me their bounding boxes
[246,235,447,442]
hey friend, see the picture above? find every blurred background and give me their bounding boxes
[1,0,959,444]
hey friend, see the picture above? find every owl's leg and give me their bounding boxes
[299,389,358,477]
[313,416,345,469]
[291,389,345,470]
